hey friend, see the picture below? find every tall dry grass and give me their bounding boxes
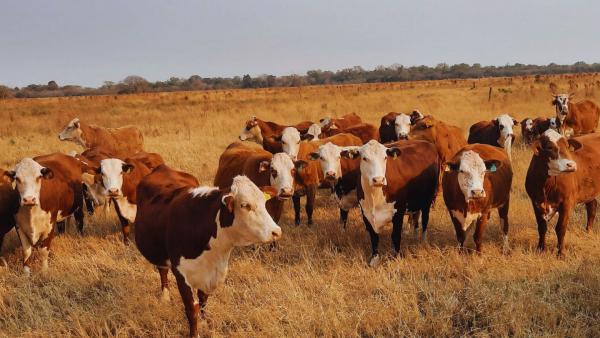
[1,73,600,337]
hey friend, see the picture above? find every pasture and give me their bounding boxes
[1,73,600,337]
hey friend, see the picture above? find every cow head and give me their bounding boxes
[309,142,348,183]
[341,140,400,188]
[239,116,262,143]
[97,158,134,197]
[552,94,572,123]
[394,113,411,140]
[521,118,534,144]
[549,117,559,131]
[279,127,302,160]
[305,123,322,141]
[493,114,517,146]
[5,158,54,206]
[58,118,85,146]
[410,110,425,124]
[319,117,333,130]
[221,175,282,245]
[445,150,500,202]
[258,153,305,199]
[533,129,579,176]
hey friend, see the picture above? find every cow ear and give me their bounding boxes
[94,166,102,175]
[319,118,325,123]
[3,170,16,182]
[122,163,134,173]
[568,139,583,152]
[41,167,54,179]
[484,160,501,173]
[386,147,401,159]
[340,148,359,159]
[301,133,314,141]
[513,119,518,126]
[532,139,543,156]
[259,186,277,201]
[492,118,499,126]
[221,194,235,213]
[295,160,308,170]
[444,161,460,172]
[309,152,320,161]
[258,161,270,173]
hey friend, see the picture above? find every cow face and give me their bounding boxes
[521,118,534,144]
[239,117,262,143]
[394,113,411,140]
[280,127,302,160]
[410,110,425,124]
[98,159,134,197]
[5,158,54,206]
[258,153,302,199]
[58,118,85,146]
[319,117,332,130]
[534,129,579,176]
[553,94,570,122]
[309,142,345,182]
[549,117,559,130]
[222,175,282,245]
[445,150,500,202]
[494,114,517,146]
[306,124,322,141]
[341,140,400,188]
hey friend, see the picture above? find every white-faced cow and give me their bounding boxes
[521,117,559,144]
[552,94,600,137]
[526,129,600,256]
[468,114,518,160]
[442,144,512,253]
[135,166,281,337]
[319,112,362,131]
[238,116,313,154]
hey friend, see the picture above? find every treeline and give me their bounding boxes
[2,61,600,99]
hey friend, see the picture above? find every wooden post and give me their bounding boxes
[488,87,492,102]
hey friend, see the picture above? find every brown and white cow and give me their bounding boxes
[341,140,439,266]
[443,144,512,253]
[552,94,600,137]
[58,118,144,157]
[409,114,467,164]
[238,116,313,153]
[4,153,85,274]
[135,166,281,337]
[214,142,306,223]
[525,130,600,256]
[468,114,518,160]
[379,112,405,143]
[0,168,19,267]
[521,117,559,144]
[319,112,362,131]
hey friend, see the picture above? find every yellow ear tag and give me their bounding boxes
[263,192,272,201]
[444,165,451,172]
[11,181,16,190]
[393,153,398,159]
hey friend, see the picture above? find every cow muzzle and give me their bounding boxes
[468,189,486,200]
[107,188,121,197]
[278,188,294,200]
[372,177,386,187]
[397,133,409,140]
[325,171,337,181]
[563,161,577,172]
[22,196,37,206]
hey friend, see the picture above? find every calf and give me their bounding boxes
[553,94,600,136]
[0,169,19,267]
[238,116,313,153]
[319,112,362,131]
[4,153,85,274]
[214,142,305,223]
[525,130,600,256]
[443,144,512,253]
[468,114,517,160]
[341,140,439,266]
[58,118,144,157]
[135,166,281,337]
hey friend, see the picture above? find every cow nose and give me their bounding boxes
[325,171,336,179]
[470,189,485,199]
[22,196,37,206]
[565,162,577,172]
[271,227,282,241]
[108,188,120,196]
[372,177,386,187]
[279,188,293,198]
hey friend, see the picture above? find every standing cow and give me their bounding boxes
[552,94,600,137]
[468,114,517,160]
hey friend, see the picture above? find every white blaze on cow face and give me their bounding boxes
[9,158,53,206]
[496,114,516,160]
[394,113,411,140]
[280,127,301,160]
[266,153,296,198]
[450,150,490,203]
[313,142,344,181]
[239,117,262,143]
[99,159,133,197]
[58,118,85,146]
[224,176,282,245]
[306,124,322,141]
[542,129,578,176]
[553,94,570,123]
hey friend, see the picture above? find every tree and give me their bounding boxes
[242,74,253,88]
[121,75,149,93]
[47,80,59,90]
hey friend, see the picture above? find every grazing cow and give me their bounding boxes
[135,166,281,337]
[58,118,144,157]
[521,117,559,144]
[525,130,600,256]
[468,114,518,160]
[552,94,600,137]
[289,133,363,226]
[443,144,512,253]
[4,153,85,274]
[319,112,362,131]
[410,114,467,164]
[214,142,306,223]
[341,140,439,266]
[238,116,313,153]
[0,169,19,267]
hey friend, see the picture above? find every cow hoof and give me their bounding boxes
[368,254,381,267]
[307,220,313,227]
[161,289,171,302]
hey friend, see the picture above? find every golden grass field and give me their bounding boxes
[1,73,600,337]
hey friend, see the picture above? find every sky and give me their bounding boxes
[1,0,599,88]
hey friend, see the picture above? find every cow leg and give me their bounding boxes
[197,290,209,319]
[16,227,33,275]
[449,213,466,251]
[420,207,430,243]
[556,204,572,257]
[498,201,510,254]
[113,199,131,244]
[173,269,200,338]
[158,266,170,301]
[39,230,55,272]
[292,194,302,226]
[305,185,316,226]
[585,200,597,233]
[82,183,95,215]
[75,205,85,234]
[56,220,66,234]
[340,208,349,229]
[362,214,380,267]
[391,210,405,256]
[473,212,490,253]
[532,203,548,252]
[0,226,13,268]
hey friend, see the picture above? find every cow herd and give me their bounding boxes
[0,93,599,337]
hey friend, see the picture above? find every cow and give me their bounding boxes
[4,153,85,274]
[58,118,144,157]
[525,129,600,256]
[552,94,600,137]
[340,140,439,266]
[468,114,518,160]
[442,144,512,253]
[520,118,536,145]
[319,112,362,131]
[276,127,314,160]
[305,124,322,141]
[409,114,467,164]
[238,116,313,153]
[214,142,306,223]
[313,123,379,144]
[521,117,559,144]
[379,112,404,143]
[0,169,19,267]
[135,166,281,337]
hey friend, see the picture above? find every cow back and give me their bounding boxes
[468,121,500,147]
[411,117,466,163]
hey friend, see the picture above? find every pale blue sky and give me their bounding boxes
[1,0,598,87]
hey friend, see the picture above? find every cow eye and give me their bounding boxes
[362,157,368,162]
[240,202,253,211]
[499,125,504,130]
[271,169,278,178]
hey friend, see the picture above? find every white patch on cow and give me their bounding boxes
[317,142,343,180]
[319,117,331,128]
[496,114,515,160]
[39,247,50,272]
[549,118,558,130]
[307,124,321,141]
[12,158,46,206]
[394,113,411,139]
[554,94,570,123]
[99,158,128,196]
[269,153,295,197]
[189,186,219,198]
[114,197,137,223]
[543,205,557,221]
[281,127,301,160]
[451,209,482,232]
[15,203,53,272]
[525,119,533,130]
[454,150,487,202]
[161,288,171,302]
[543,130,577,176]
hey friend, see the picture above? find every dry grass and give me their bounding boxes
[1,73,600,337]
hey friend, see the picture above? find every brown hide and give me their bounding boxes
[321,112,363,130]
[468,120,502,147]
[562,100,600,136]
[411,116,467,163]
[79,122,144,157]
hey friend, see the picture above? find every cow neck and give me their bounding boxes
[78,122,95,148]
[530,154,557,202]
[359,176,395,232]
